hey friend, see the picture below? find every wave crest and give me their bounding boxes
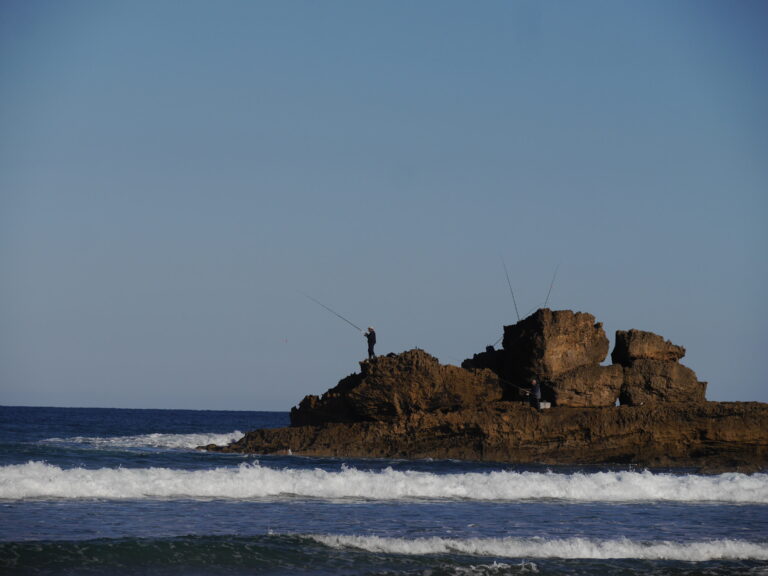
[2,462,767,503]
[311,534,768,561]
[41,431,244,450]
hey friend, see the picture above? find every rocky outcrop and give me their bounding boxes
[611,329,707,406]
[204,308,767,472]
[461,310,706,408]
[463,309,613,405]
[291,350,503,426]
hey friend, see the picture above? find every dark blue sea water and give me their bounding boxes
[1,406,767,575]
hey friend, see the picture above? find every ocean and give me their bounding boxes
[1,406,766,575]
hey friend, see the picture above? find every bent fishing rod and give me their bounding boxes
[301,292,364,333]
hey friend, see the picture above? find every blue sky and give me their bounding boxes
[1,0,766,410]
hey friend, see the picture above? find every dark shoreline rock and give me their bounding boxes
[205,401,768,473]
[203,308,767,473]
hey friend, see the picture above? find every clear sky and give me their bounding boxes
[1,0,766,410]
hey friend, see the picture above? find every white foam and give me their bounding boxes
[41,431,244,451]
[1,462,767,503]
[449,561,530,575]
[310,534,768,561]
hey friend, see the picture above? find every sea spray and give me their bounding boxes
[2,462,767,503]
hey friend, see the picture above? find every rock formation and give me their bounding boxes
[204,309,768,472]
[291,349,503,426]
[462,309,706,408]
[501,309,609,382]
[611,329,707,406]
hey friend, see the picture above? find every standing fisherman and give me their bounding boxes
[301,293,377,360]
[365,327,376,359]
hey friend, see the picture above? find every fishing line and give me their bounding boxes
[501,257,521,323]
[300,292,364,333]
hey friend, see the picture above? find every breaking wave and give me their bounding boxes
[2,462,767,503]
[1,534,766,573]
[40,430,244,451]
[311,534,768,561]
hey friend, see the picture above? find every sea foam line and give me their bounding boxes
[40,431,244,451]
[2,462,767,503]
[311,534,768,561]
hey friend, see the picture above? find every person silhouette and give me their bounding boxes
[365,327,376,359]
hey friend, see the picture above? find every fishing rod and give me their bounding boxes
[543,263,560,308]
[501,257,521,323]
[301,292,364,333]
[490,258,521,347]
[492,261,559,346]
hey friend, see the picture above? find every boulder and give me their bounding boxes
[502,309,609,382]
[620,359,707,406]
[290,349,503,426]
[612,329,685,366]
[544,364,624,407]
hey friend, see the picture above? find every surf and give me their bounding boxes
[40,430,245,451]
[311,534,768,561]
[4,534,763,567]
[2,462,767,503]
